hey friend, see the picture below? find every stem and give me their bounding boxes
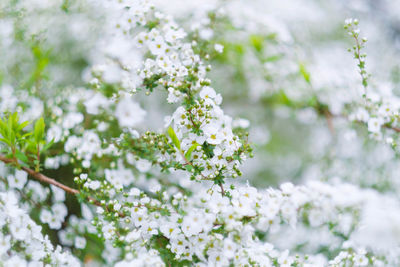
[36,144,40,172]
[219,183,225,196]
[0,154,147,218]
[0,154,79,195]
[323,109,335,135]
[353,34,368,95]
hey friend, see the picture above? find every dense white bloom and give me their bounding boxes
[115,97,147,128]
[7,170,27,189]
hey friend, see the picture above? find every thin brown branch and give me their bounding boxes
[0,154,150,218]
[219,183,225,196]
[0,155,103,207]
[323,110,335,135]
[384,124,400,133]
[0,154,79,195]
[323,110,400,134]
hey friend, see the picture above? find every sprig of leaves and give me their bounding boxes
[0,113,53,171]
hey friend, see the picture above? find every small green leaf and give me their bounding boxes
[184,142,198,161]
[17,120,30,132]
[167,127,181,150]
[34,117,45,144]
[299,63,311,84]
[185,164,193,172]
[250,34,264,53]
[41,139,54,153]
[15,150,28,163]
[0,119,7,134]
[22,132,33,139]
[0,138,10,146]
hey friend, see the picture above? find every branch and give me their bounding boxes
[384,124,400,133]
[0,155,105,207]
[0,154,150,217]
[322,110,400,134]
[0,154,79,195]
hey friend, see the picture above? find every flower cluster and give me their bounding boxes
[1,0,400,266]
[89,179,398,266]
[0,191,79,266]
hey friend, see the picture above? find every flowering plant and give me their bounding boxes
[1,0,400,266]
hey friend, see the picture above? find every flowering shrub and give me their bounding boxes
[1,0,400,266]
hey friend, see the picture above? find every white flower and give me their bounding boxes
[84,93,110,115]
[40,209,52,224]
[353,254,368,266]
[160,223,180,239]
[0,232,10,254]
[278,250,294,267]
[367,117,383,133]
[9,218,29,240]
[136,159,152,173]
[125,230,141,243]
[5,256,28,267]
[51,185,66,202]
[214,43,224,53]
[52,203,68,220]
[199,86,216,101]
[74,236,87,249]
[87,180,101,190]
[149,36,166,55]
[62,112,84,129]
[47,125,62,143]
[103,224,115,240]
[202,123,224,145]
[7,170,27,189]
[115,97,146,128]
[142,221,158,237]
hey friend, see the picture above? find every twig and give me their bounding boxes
[0,154,162,217]
[323,109,335,135]
[219,183,225,196]
[0,155,79,195]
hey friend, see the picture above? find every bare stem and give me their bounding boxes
[219,183,225,196]
[0,154,79,195]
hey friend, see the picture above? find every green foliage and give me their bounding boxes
[250,34,264,53]
[167,126,181,150]
[34,117,45,144]
[22,41,51,90]
[184,142,199,161]
[299,63,311,84]
[0,113,52,170]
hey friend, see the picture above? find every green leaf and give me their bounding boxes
[34,117,45,144]
[184,142,198,161]
[299,63,311,84]
[41,139,54,153]
[250,34,264,53]
[0,138,10,146]
[185,165,193,172]
[15,150,28,163]
[0,118,7,135]
[7,115,16,146]
[167,127,181,150]
[22,132,33,139]
[17,120,30,132]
